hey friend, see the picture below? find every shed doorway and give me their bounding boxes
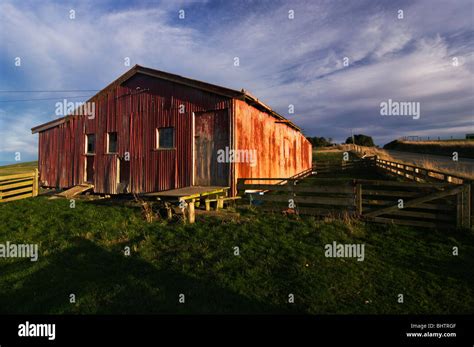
[85,156,94,183]
[117,157,130,193]
[194,109,229,186]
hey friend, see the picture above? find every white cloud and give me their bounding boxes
[0,0,472,157]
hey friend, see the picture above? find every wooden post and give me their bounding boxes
[164,202,173,220]
[288,179,296,210]
[213,194,219,211]
[187,199,195,224]
[461,184,471,229]
[355,183,362,215]
[217,196,224,209]
[471,181,474,231]
[32,168,39,197]
[457,191,463,229]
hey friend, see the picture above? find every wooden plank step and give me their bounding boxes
[54,184,94,199]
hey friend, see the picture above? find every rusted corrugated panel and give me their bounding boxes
[121,75,231,194]
[38,117,85,188]
[36,70,311,196]
[37,73,231,195]
[194,109,229,186]
[232,99,312,194]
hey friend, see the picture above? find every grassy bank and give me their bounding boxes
[384,140,474,159]
[340,145,474,180]
[0,161,37,176]
[0,156,472,314]
[0,196,473,314]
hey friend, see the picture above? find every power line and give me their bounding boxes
[0,89,100,93]
[0,95,94,102]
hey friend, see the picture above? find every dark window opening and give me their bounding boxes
[157,127,174,149]
[86,134,95,154]
[107,132,118,153]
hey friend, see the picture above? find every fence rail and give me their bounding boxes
[0,169,39,203]
[237,172,472,230]
[375,158,467,184]
[314,157,376,174]
[347,146,473,228]
[237,176,356,217]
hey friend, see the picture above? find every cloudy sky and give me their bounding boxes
[0,0,473,162]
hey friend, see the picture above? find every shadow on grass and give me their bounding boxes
[83,195,137,207]
[367,225,474,303]
[0,238,296,314]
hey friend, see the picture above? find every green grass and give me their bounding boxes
[311,148,384,181]
[1,155,472,314]
[312,149,344,163]
[0,196,473,314]
[0,161,37,176]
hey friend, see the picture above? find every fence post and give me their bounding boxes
[456,192,461,228]
[355,182,362,215]
[33,168,39,197]
[471,181,474,230]
[457,184,471,229]
[462,184,471,229]
[187,199,195,224]
[288,179,296,210]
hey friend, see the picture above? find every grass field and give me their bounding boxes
[0,161,37,176]
[312,147,345,162]
[336,144,474,180]
[0,156,473,314]
[384,139,474,159]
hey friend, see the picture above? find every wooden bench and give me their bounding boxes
[144,186,231,223]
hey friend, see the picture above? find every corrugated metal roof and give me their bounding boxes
[31,65,300,133]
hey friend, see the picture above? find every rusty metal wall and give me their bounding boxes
[37,73,311,196]
[232,99,312,194]
[38,116,86,188]
[38,73,231,194]
[194,109,230,186]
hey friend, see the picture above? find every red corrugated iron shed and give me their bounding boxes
[31,65,312,196]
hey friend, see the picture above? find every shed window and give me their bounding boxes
[107,132,118,153]
[86,134,95,154]
[156,127,174,149]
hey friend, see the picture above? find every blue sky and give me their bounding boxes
[0,0,473,162]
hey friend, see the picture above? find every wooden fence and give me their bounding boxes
[342,144,470,184]
[237,175,471,230]
[313,157,376,175]
[0,169,39,203]
[374,158,468,184]
[237,177,356,217]
[357,180,469,229]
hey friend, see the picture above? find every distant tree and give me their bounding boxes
[306,136,332,147]
[345,134,375,147]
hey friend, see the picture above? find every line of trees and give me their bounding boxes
[306,136,333,147]
[345,134,375,147]
[306,134,375,147]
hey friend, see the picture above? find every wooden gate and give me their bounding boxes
[0,169,39,203]
[237,177,471,230]
[357,180,470,229]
